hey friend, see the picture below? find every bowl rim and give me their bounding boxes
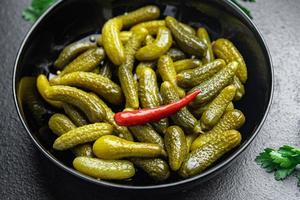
[13,0,274,190]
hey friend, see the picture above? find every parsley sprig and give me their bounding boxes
[22,0,56,22]
[22,0,255,22]
[256,145,300,187]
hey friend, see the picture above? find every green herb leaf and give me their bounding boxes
[255,148,277,172]
[274,167,295,181]
[23,0,57,22]
[256,145,300,188]
[230,0,254,19]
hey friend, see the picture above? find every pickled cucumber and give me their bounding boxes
[136,27,173,61]
[165,126,187,171]
[213,38,247,83]
[189,61,239,107]
[45,85,106,123]
[50,72,123,105]
[59,48,105,76]
[53,123,113,150]
[160,81,202,134]
[177,59,225,88]
[73,157,135,180]
[179,130,241,177]
[191,109,245,151]
[93,135,166,159]
[200,85,237,129]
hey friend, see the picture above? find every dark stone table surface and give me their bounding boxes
[1,0,299,199]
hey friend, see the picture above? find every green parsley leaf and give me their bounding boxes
[23,0,57,22]
[274,167,295,181]
[230,0,255,19]
[256,145,300,188]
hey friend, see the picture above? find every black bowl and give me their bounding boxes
[13,0,273,192]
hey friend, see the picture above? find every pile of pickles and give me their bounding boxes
[33,5,247,181]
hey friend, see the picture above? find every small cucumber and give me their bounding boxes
[129,124,164,148]
[165,16,206,57]
[177,59,225,88]
[50,72,123,105]
[164,126,187,171]
[45,85,106,123]
[48,113,93,157]
[158,55,185,98]
[54,41,96,69]
[166,48,186,61]
[59,48,105,76]
[160,81,202,134]
[118,27,148,109]
[36,74,63,108]
[130,158,170,181]
[62,103,88,127]
[179,130,241,177]
[188,61,239,107]
[213,38,247,83]
[131,20,166,35]
[102,17,125,65]
[93,135,166,159]
[117,5,160,28]
[191,109,245,151]
[232,76,245,101]
[173,59,202,73]
[196,28,214,64]
[53,123,113,150]
[200,85,237,129]
[73,157,135,180]
[136,27,173,61]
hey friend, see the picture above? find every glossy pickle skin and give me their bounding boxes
[88,93,134,141]
[160,81,202,134]
[98,61,114,79]
[191,109,245,151]
[136,26,173,61]
[62,104,88,126]
[200,85,237,129]
[129,124,164,148]
[118,27,148,109]
[97,31,132,46]
[166,48,186,61]
[196,28,214,64]
[50,72,124,105]
[177,59,226,88]
[102,17,125,65]
[45,85,106,123]
[138,67,169,134]
[48,113,93,157]
[130,158,170,181]
[59,48,105,76]
[53,123,113,150]
[165,126,187,171]
[165,16,207,57]
[117,5,160,28]
[213,38,248,83]
[158,55,185,98]
[131,20,166,35]
[36,74,63,108]
[54,41,97,69]
[48,113,76,136]
[93,135,166,159]
[232,76,245,101]
[179,130,241,178]
[189,61,239,107]
[73,157,135,180]
[173,59,202,73]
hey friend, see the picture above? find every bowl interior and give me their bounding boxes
[14,0,272,189]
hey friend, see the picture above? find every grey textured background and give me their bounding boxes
[1,0,300,199]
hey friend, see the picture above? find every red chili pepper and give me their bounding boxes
[114,90,201,126]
